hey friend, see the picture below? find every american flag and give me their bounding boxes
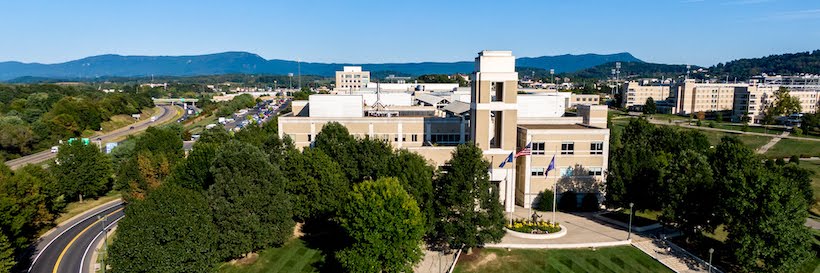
[514,142,532,158]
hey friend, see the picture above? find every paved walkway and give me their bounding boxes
[413,248,456,273]
[487,207,717,273]
[807,218,820,230]
[757,131,790,154]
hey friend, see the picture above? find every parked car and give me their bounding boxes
[51,146,59,153]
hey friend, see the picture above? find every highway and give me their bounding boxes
[4,105,179,170]
[27,200,125,273]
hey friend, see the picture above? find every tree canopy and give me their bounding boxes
[51,140,112,201]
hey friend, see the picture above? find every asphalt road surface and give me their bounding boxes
[4,105,178,170]
[27,201,125,273]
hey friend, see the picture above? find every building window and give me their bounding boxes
[561,142,574,155]
[532,142,545,155]
[491,82,504,102]
[307,134,312,142]
[411,134,418,142]
[590,142,604,155]
[531,168,545,176]
[559,167,573,177]
[588,167,603,176]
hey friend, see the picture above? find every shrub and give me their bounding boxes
[793,127,803,136]
[534,189,554,211]
[580,192,600,212]
[708,122,715,128]
[741,124,749,132]
[505,218,561,234]
[790,155,800,164]
[696,120,703,127]
[558,191,577,211]
[776,158,786,166]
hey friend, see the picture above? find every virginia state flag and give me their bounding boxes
[545,155,556,176]
[499,152,514,168]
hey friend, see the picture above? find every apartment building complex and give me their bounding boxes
[279,51,610,212]
[674,78,819,123]
[621,81,671,108]
[335,66,370,92]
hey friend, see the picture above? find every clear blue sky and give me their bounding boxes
[1,0,818,66]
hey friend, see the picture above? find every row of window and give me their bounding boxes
[529,141,604,155]
[306,133,463,144]
[530,167,603,177]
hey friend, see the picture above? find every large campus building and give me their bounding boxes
[279,51,610,212]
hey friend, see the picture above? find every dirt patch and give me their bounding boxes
[457,249,499,272]
[228,252,259,266]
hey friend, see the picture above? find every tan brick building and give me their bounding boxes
[279,51,610,212]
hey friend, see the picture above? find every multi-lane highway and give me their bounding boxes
[4,105,179,170]
[27,200,125,273]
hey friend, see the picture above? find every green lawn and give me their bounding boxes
[453,246,673,273]
[215,239,323,273]
[765,139,820,158]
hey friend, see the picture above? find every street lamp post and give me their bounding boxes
[708,248,714,273]
[627,202,634,240]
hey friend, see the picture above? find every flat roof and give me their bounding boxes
[517,124,595,130]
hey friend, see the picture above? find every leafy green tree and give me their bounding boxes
[658,150,719,236]
[0,232,13,272]
[382,150,436,234]
[281,148,349,221]
[314,122,360,180]
[643,97,657,115]
[109,184,219,273]
[207,141,294,259]
[197,126,231,145]
[51,140,112,201]
[115,151,172,201]
[433,144,505,250]
[801,112,819,134]
[167,142,219,191]
[135,126,184,162]
[336,177,424,273]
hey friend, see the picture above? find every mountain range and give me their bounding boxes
[0,52,643,81]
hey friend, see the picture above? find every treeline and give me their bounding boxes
[563,62,693,80]
[0,84,154,160]
[607,118,814,272]
[415,74,469,87]
[711,50,820,80]
[0,134,121,272]
[214,94,256,117]
[108,122,505,273]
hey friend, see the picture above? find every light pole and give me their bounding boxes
[708,248,714,273]
[627,202,634,240]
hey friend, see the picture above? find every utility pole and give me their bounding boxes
[297,58,302,91]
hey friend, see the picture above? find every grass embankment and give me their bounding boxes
[185,114,218,134]
[453,246,673,273]
[765,139,820,159]
[54,191,122,225]
[215,239,323,273]
[100,107,158,133]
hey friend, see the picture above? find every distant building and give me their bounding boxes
[335,66,370,92]
[279,50,609,212]
[622,81,671,109]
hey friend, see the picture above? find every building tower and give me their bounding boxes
[470,50,518,212]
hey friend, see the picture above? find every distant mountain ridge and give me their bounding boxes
[0,51,643,81]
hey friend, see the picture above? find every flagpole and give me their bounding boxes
[552,151,558,224]
[506,167,512,226]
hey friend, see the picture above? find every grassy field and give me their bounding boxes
[453,246,672,273]
[765,139,820,158]
[215,239,323,273]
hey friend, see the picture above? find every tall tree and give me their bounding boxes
[167,142,219,191]
[763,87,802,124]
[657,150,719,236]
[207,141,294,259]
[382,150,436,234]
[51,140,112,201]
[313,122,360,181]
[281,148,349,221]
[109,184,219,273]
[643,97,657,115]
[336,177,425,273]
[433,144,505,250]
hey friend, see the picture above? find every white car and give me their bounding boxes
[51,146,59,153]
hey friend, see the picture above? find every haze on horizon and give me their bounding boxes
[1,0,819,67]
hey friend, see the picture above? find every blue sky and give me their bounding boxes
[1,0,818,66]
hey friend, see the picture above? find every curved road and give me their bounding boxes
[5,105,179,170]
[28,201,125,273]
